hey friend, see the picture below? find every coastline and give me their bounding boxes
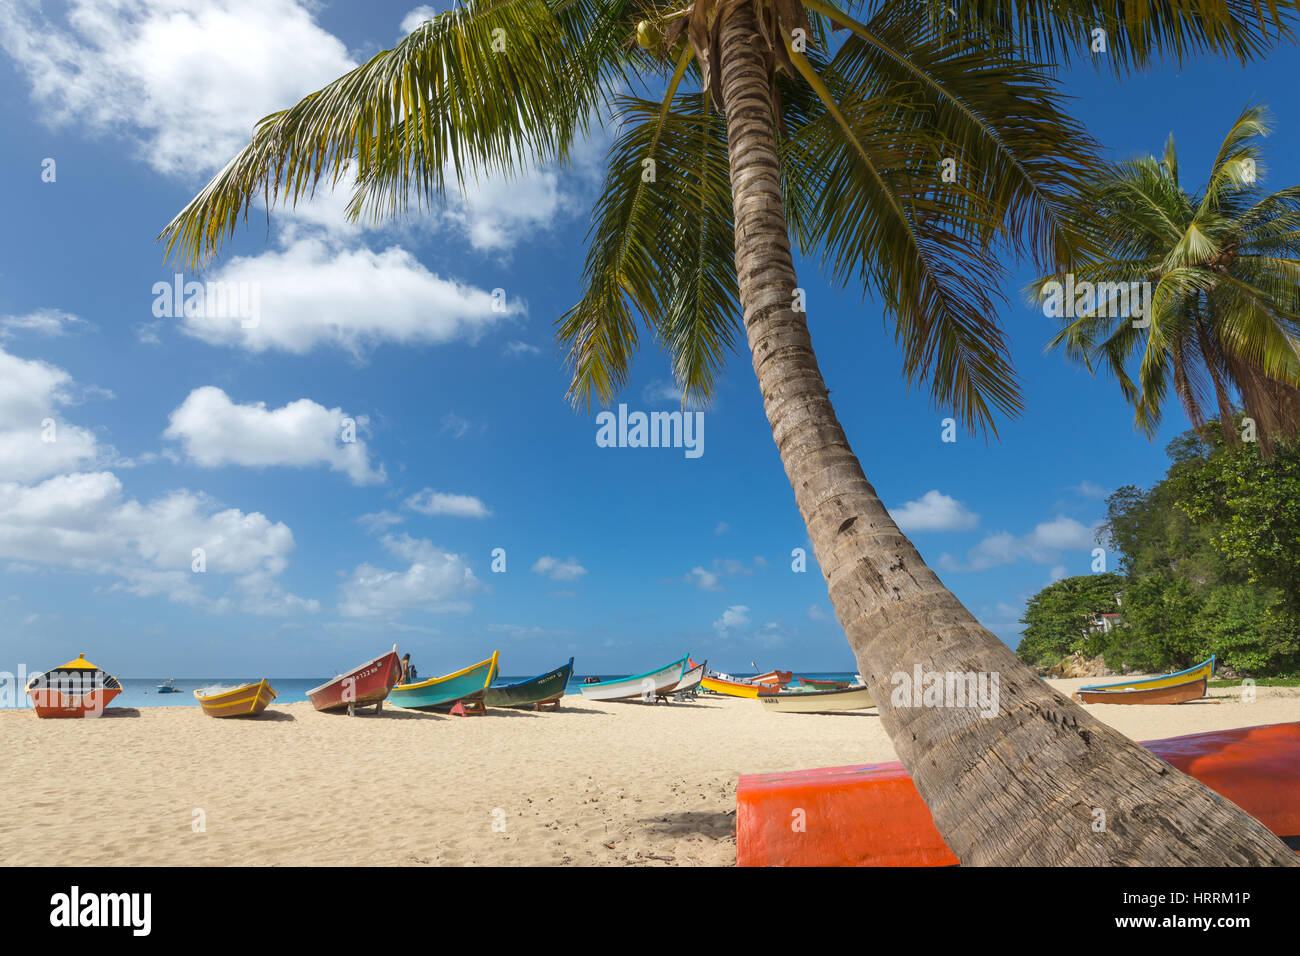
[3,678,1296,866]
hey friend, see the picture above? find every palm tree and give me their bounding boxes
[161,0,1300,864]
[1040,106,1300,455]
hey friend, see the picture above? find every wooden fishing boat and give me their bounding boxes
[673,660,705,696]
[1076,655,1215,697]
[307,646,402,715]
[391,652,499,711]
[194,679,278,717]
[580,656,688,701]
[25,654,122,718]
[156,679,180,694]
[485,657,573,710]
[798,676,850,691]
[701,675,768,697]
[758,685,875,713]
[1076,676,1207,705]
[754,670,793,686]
[696,667,772,698]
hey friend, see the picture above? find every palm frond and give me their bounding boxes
[906,0,1298,73]
[160,0,628,269]
[558,91,740,408]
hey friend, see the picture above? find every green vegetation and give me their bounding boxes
[1035,108,1300,453]
[1017,424,1300,677]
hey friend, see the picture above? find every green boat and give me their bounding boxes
[798,675,849,691]
[484,657,574,709]
[390,652,499,710]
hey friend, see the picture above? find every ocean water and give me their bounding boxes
[1,672,860,709]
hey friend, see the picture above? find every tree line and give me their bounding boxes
[1017,422,1300,676]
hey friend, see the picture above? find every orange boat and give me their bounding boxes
[737,721,1300,865]
[25,654,122,718]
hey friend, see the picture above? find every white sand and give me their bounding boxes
[1,679,1296,866]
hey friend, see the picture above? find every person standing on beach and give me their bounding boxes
[399,653,412,684]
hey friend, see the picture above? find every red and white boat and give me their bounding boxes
[307,646,402,715]
[25,654,122,718]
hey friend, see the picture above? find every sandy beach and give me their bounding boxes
[2,678,1297,867]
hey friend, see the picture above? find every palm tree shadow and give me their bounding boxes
[102,708,142,718]
[639,810,736,842]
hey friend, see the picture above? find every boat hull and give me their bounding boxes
[580,656,688,701]
[195,680,278,717]
[1077,676,1207,705]
[485,657,573,708]
[798,676,849,691]
[391,653,499,710]
[25,656,122,718]
[759,686,876,713]
[700,675,768,698]
[673,662,705,695]
[307,650,402,713]
[27,688,122,718]
[690,659,771,698]
[1077,656,1215,695]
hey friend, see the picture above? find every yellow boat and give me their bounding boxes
[1075,656,1216,695]
[701,675,767,698]
[194,679,278,718]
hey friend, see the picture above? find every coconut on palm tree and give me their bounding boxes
[160,0,1300,864]
[1039,105,1300,455]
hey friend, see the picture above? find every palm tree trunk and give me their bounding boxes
[715,2,1297,865]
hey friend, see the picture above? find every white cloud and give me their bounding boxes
[1070,480,1108,499]
[400,6,439,35]
[683,556,761,590]
[641,378,702,409]
[358,510,404,534]
[685,566,722,591]
[531,555,587,581]
[339,533,481,619]
[807,604,828,622]
[977,601,1025,639]
[939,516,1099,572]
[503,340,541,357]
[177,238,522,356]
[1,0,607,256]
[0,308,91,339]
[164,386,383,485]
[405,489,491,518]
[440,413,471,438]
[891,490,979,533]
[713,605,750,634]
[0,0,356,178]
[0,347,101,482]
[0,471,316,614]
[714,521,730,535]
[643,380,683,404]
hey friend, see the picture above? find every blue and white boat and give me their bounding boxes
[579,656,689,701]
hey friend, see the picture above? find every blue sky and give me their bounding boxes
[0,0,1294,678]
